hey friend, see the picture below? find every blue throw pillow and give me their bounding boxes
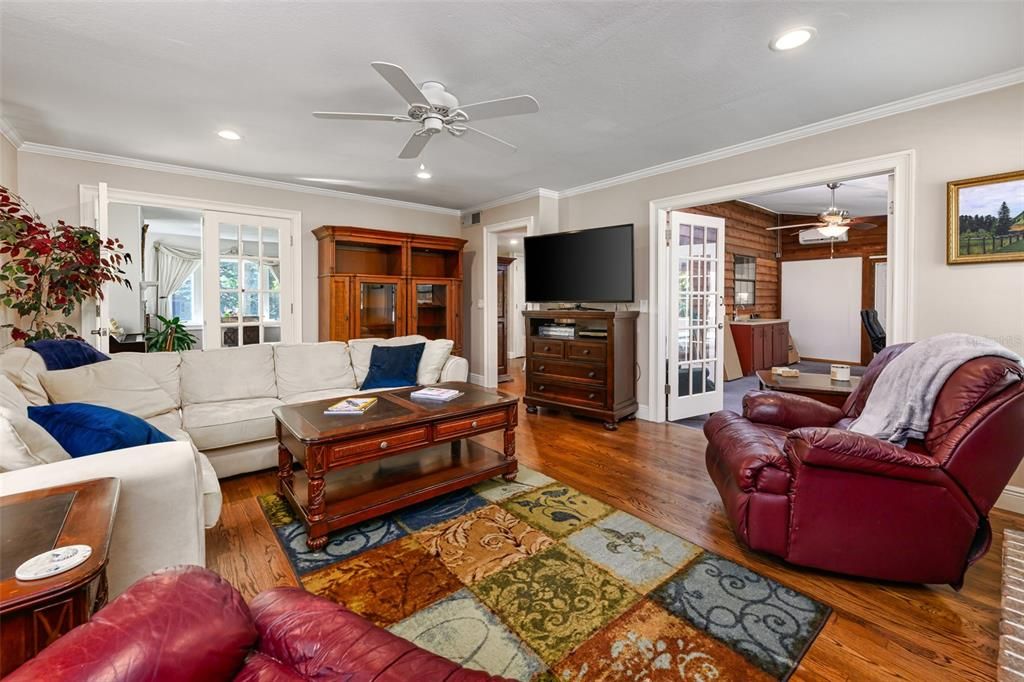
[25,339,110,371]
[361,343,425,390]
[28,403,173,458]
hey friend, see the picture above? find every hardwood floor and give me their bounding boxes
[207,366,1019,680]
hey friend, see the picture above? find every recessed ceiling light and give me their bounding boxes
[217,129,241,140]
[769,26,816,51]
[416,164,432,180]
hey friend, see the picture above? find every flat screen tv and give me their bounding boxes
[524,224,634,303]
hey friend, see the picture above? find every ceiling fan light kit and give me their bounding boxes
[313,62,539,160]
[765,181,880,238]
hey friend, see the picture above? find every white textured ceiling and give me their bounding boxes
[742,174,889,216]
[2,2,1022,210]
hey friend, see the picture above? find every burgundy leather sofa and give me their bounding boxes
[7,565,509,682]
[704,343,1024,586]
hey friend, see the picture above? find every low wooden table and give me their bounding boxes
[756,369,861,408]
[274,382,518,550]
[0,478,119,676]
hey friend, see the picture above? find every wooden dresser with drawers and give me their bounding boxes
[522,310,639,430]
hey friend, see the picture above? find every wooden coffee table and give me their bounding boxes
[273,382,518,549]
[0,478,119,676]
[755,369,861,408]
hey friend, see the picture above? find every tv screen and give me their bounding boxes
[524,224,634,303]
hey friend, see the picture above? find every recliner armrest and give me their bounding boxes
[785,427,939,482]
[743,391,845,430]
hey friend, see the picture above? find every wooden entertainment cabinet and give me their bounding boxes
[522,310,639,430]
[314,226,466,355]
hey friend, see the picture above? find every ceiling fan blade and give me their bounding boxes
[767,222,824,231]
[371,62,430,107]
[849,222,878,231]
[313,111,412,122]
[457,125,518,154]
[457,95,539,121]
[398,132,431,159]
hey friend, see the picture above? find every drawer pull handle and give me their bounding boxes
[539,385,545,391]
[582,348,590,355]
[588,371,595,378]
[588,393,596,400]
[544,346,550,352]
[379,441,389,450]
[538,365,545,372]
[471,420,479,428]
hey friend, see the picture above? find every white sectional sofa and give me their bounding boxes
[0,335,467,594]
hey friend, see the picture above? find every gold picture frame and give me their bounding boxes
[947,169,1024,264]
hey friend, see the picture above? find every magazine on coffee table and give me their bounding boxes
[324,397,378,414]
[409,387,464,402]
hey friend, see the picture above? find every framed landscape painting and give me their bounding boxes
[947,170,1024,264]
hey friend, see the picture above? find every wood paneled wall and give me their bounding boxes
[686,202,780,319]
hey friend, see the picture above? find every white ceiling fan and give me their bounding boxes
[313,62,539,159]
[766,182,879,237]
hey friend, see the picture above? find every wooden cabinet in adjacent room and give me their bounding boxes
[730,320,790,376]
[314,226,466,355]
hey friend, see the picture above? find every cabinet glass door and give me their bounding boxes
[414,283,449,340]
[359,281,399,337]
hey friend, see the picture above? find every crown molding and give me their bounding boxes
[461,187,560,215]
[18,142,461,216]
[0,116,23,149]
[558,67,1024,199]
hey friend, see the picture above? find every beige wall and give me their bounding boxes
[15,152,461,342]
[0,136,17,192]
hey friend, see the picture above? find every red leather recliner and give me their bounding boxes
[704,343,1024,586]
[7,565,509,682]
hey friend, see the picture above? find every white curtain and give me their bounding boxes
[155,243,201,317]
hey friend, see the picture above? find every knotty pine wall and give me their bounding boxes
[686,201,780,320]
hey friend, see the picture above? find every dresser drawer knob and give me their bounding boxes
[588,393,596,400]
[538,365,545,372]
[582,348,590,355]
[543,346,550,352]
[471,420,479,428]
[379,441,388,450]
[588,371,595,378]
[539,385,545,391]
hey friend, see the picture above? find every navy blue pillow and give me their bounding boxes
[361,343,425,390]
[25,339,110,371]
[28,403,173,458]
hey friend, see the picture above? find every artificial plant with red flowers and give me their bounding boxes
[0,186,131,344]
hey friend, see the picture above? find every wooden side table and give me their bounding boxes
[0,478,120,676]
[755,370,861,408]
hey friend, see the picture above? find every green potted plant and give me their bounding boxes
[0,186,131,344]
[145,314,197,352]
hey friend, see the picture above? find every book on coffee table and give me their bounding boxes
[409,387,464,402]
[324,397,377,414]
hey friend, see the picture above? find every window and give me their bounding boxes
[169,270,202,324]
[734,255,756,306]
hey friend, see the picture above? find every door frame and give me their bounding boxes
[79,185,303,344]
[647,149,916,423]
[479,216,535,387]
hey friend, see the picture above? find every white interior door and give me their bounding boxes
[202,210,294,348]
[84,182,111,352]
[667,211,726,420]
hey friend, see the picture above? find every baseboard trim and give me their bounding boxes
[997,486,1024,514]
[635,404,652,422]
[469,372,486,386]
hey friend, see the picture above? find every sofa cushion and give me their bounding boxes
[181,346,277,405]
[39,361,178,419]
[282,388,360,405]
[418,339,454,385]
[142,411,222,525]
[0,407,70,471]
[362,343,425,390]
[110,352,183,408]
[274,342,357,399]
[0,347,49,406]
[183,397,282,450]
[28,403,174,458]
[349,335,428,386]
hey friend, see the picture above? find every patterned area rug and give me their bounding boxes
[259,466,829,680]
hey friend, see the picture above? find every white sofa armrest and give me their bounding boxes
[0,441,204,597]
[439,355,469,383]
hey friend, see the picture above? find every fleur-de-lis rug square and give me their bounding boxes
[259,466,829,681]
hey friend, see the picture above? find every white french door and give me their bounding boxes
[84,182,111,352]
[201,210,294,348]
[666,211,726,420]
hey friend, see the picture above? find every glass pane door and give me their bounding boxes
[667,211,725,420]
[359,281,399,337]
[203,210,291,348]
[414,282,449,339]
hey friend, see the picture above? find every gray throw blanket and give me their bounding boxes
[849,333,1022,446]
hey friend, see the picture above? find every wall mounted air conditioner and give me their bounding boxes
[798,229,850,245]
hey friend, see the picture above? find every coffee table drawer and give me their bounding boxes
[329,426,431,465]
[435,410,508,439]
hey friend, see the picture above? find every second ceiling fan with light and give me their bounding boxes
[766,182,879,238]
[313,62,539,159]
